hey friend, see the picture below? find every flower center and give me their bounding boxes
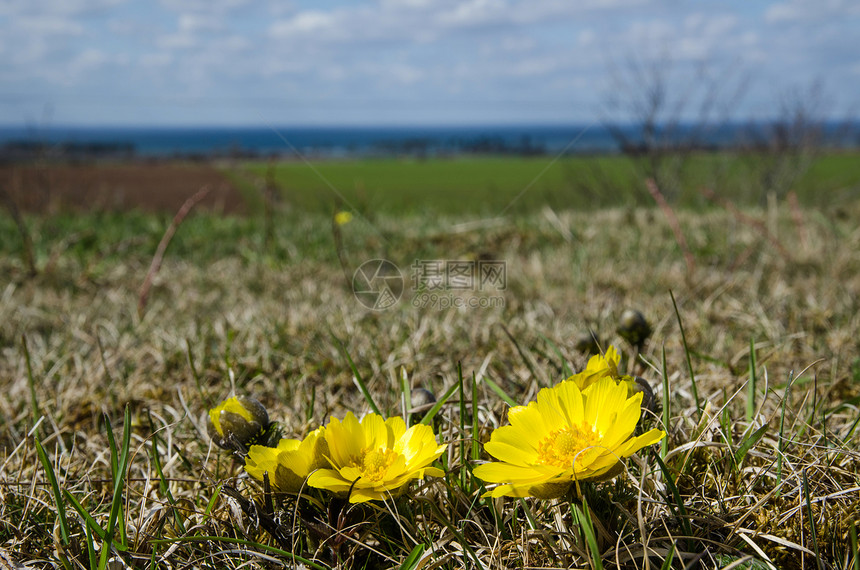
[537,423,601,469]
[353,447,398,483]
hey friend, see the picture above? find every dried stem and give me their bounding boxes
[699,186,791,261]
[787,190,808,250]
[645,178,695,279]
[138,185,212,318]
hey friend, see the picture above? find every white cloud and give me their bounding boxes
[436,0,509,28]
[157,0,251,14]
[766,0,860,22]
[270,10,338,38]
[13,16,84,35]
[1,0,859,125]
[177,13,224,33]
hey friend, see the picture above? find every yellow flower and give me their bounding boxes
[567,345,622,389]
[245,427,328,493]
[307,412,447,503]
[473,377,665,499]
[207,396,269,449]
[334,211,353,226]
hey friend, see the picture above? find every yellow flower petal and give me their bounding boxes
[334,211,353,226]
[475,362,665,498]
[207,396,269,448]
[507,403,552,444]
[582,378,629,434]
[472,461,561,484]
[361,413,388,450]
[308,469,354,493]
[599,396,644,450]
[483,441,535,467]
[308,411,446,502]
[613,428,666,457]
[245,437,313,493]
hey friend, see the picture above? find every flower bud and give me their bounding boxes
[409,387,437,422]
[410,387,437,411]
[207,396,269,451]
[617,309,652,348]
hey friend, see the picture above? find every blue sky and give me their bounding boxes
[1,0,858,126]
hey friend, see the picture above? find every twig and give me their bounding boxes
[264,160,277,251]
[138,185,211,318]
[699,186,791,261]
[645,178,695,279]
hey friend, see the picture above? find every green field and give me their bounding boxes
[229,151,860,216]
[1,157,860,569]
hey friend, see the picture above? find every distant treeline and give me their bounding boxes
[2,120,859,162]
[0,140,135,162]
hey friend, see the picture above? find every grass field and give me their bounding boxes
[230,151,860,215]
[1,157,860,569]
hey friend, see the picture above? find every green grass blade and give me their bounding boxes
[573,498,604,570]
[517,498,538,531]
[776,370,794,497]
[85,519,98,570]
[661,344,670,458]
[63,490,128,552]
[22,335,40,429]
[735,423,768,466]
[185,338,203,397]
[660,541,676,570]
[747,338,757,422]
[306,384,317,424]
[669,290,700,419]
[333,334,381,416]
[99,405,132,570]
[419,382,458,426]
[400,366,410,425]
[34,437,70,545]
[457,362,467,490]
[204,483,223,517]
[150,426,187,535]
[802,469,823,570]
[471,371,480,461]
[482,376,517,407]
[398,543,426,570]
[104,413,119,482]
[653,451,693,540]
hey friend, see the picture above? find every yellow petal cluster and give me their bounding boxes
[245,427,328,493]
[566,346,633,392]
[307,412,448,503]
[473,377,664,498]
[334,211,353,226]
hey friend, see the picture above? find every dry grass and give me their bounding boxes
[1,200,859,568]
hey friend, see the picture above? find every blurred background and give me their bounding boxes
[1,0,859,215]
